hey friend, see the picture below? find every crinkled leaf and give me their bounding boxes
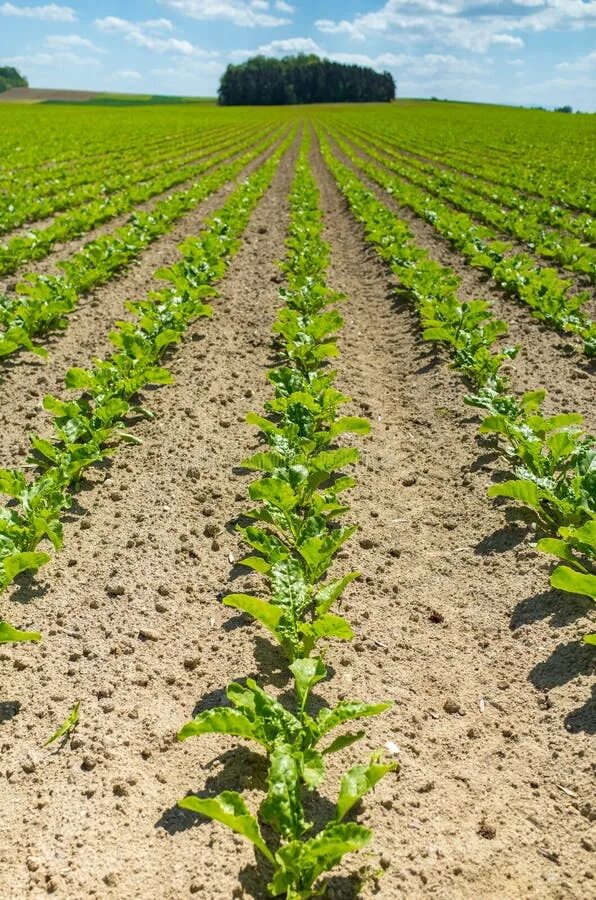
[177,708,267,747]
[179,791,274,862]
[260,743,308,841]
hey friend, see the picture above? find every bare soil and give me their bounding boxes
[0,130,594,900]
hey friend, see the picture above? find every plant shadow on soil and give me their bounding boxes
[156,739,363,899]
[564,685,596,734]
[0,700,21,722]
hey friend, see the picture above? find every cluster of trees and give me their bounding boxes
[0,66,28,93]
[218,54,395,106]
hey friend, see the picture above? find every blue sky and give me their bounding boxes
[1,1,595,109]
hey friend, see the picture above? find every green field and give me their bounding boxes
[0,99,594,900]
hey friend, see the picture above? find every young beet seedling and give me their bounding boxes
[178,659,396,898]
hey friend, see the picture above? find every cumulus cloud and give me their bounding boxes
[95,15,215,57]
[556,50,596,72]
[159,0,291,28]
[45,33,106,53]
[0,2,75,21]
[315,0,596,52]
[115,69,143,80]
[3,50,99,66]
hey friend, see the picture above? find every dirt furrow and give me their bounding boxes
[0,138,299,899]
[324,132,596,432]
[0,135,287,469]
[309,137,595,900]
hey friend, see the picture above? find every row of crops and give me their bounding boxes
[1,102,594,897]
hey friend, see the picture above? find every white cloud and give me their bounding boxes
[251,36,323,55]
[274,0,293,11]
[3,50,99,66]
[115,69,143,80]
[0,2,75,20]
[159,0,291,28]
[556,50,596,72]
[143,18,174,30]
[45,34,106,53]
[490,34,524,47]
[316,0,596,52]
[95,16,215,57]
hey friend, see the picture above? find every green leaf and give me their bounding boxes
[177,708,267,747]
[239,555,271,575]
[583,633,596,646]
[0,620,41,644]
[487,479,541,509]
[314,572,360,614]
[260,743,308,841]
[223,593,283,636]
[301,748,325,789]
[290,657,326,714]
[572,520,596,547]
[179,791,274,863]
[322,731,365,755]
[64,367,94,390]
[329,417,370,439]
[308,612,354,642]
[536,538,577,564]
[29,436,58,463]
[550,565,596,600]
[315,701,392,742]
[249,477,297,512]
[0,469,26,498]
[336,753,397,822]
[3,551,50,584]
[270,822,371,897]
[44,701,80,747]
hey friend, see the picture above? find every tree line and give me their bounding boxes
[0,67,28,93]
[218,54,395,105]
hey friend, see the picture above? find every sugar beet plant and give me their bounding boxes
[0,131,294,647]
[317,131,595,644]
[176,136,396,898]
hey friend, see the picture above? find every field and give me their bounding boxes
[0,100,594,899]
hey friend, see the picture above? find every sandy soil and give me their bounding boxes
[0,126,594,900]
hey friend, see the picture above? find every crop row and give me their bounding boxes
[0,128,295,647]
[0,106,231,182]
[325,128,596,358]
[328,106,595,214]
[0,121,249,236]
[175,133,396,898]
[318,130,595,645]
[0,125,285,362]
[336,121,596,275]
[0,122,266,276]
[336,118,596,246]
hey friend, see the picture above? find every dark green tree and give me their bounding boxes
[0,66,28,93]
[218,55,395,105]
